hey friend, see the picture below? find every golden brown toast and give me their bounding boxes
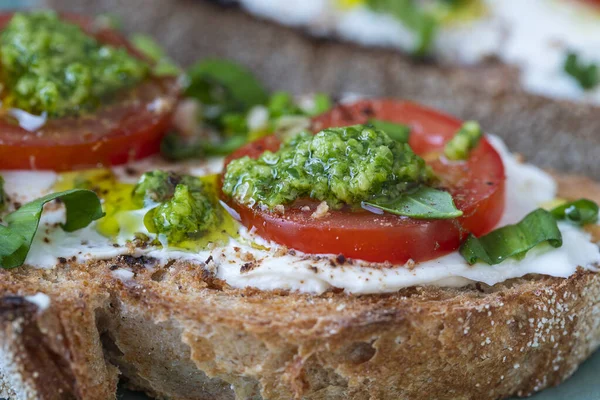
[1,175,599,400]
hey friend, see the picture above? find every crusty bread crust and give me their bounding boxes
[0,175,599,400]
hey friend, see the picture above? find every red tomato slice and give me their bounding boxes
[0,13,179,171]
[223,100,506,264]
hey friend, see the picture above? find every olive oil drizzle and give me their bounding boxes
[54,170,238,250]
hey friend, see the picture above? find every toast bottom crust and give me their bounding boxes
[1,262,600,400]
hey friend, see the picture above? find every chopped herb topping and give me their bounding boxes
[444,121,482,161]
[223,125,436,210]
[134,171,220,243]
[564,51,599,90]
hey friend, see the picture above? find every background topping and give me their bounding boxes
[0,11,149,117]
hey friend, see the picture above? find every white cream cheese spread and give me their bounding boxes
[1,135,598,295]
[237,0,600,104]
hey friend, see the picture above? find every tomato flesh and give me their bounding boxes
[223,100,506,264]
[0,13,179,171]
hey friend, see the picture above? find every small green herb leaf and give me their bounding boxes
[550,198,599,226]
[444,121,482,161]
[0,189,105,269]
[130,34,181,76]
[459,209,563,265]
[185,59,269,116]
[368,119,411,142]
[305,93,332,116]
[564,51,599,90]
[365,0,437,55]
[363,186,463,219]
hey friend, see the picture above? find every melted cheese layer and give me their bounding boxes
[1,135,598,295]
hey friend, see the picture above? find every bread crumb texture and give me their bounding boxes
[1,261,600,400]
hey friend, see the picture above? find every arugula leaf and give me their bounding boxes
[564,51,599,90]
[362,186,463,219]
[460,209,562,265]
[130,34,181,76]
[368,119,411,143]
[0,176,5,211]
[185,59,269,118]
[550,198,599,226]
[365,0,437,55]
[0,189,105,269]
[444,121,482,161]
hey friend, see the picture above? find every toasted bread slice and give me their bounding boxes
[42,0,600,180]
[1,174,599,400]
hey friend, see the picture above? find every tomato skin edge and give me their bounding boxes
[0,12,179,171]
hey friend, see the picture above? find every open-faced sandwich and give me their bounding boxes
[220,0,600,104]
[45,0,600,181]
[1,9,600,400]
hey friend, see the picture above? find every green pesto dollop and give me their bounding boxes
[0,11,149,117]
[133,171,219,243]
[222,125,434,211]
[443,121,482,161]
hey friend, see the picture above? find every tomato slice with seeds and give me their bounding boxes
[0,13,179,171]
[222,100,505,264]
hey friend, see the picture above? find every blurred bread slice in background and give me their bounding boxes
[44,0,600,179]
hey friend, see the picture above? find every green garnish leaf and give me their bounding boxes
[444,120,482,161]
[365,0,437,55]
[368,119,411,143]
[564,51,599,90]
[267,91,302,119]
[305,93,332,116]
[0,176,5,211]
[0,189,105,269]
[185,59,269,117]
[362,186,463,219]
[459,209,563,265]
[550,198,599,226]
[130,34,181,76]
